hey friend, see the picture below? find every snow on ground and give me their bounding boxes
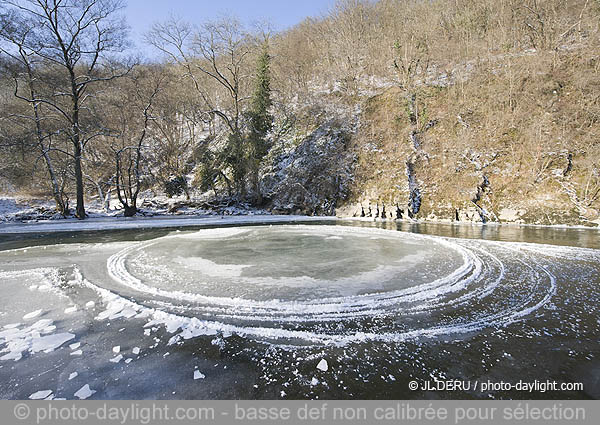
[0,197,22,218]
[0,197,59,221]
[0,194,336,234]
[0,194,272,224]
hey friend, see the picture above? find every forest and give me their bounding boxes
[1,0,599,225]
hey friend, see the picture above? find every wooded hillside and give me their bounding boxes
[1,0,598,224]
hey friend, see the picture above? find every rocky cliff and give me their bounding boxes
[264,46,599,227]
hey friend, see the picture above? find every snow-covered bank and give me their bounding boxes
[0,195,272,222]
[0,195,333,235]
[0,214,335,234]
[2,195,597,238]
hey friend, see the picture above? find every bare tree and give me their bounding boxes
[109,68,164,217]
[328,0,376,95]
[0,0,130,219]
[393,31,434,218]
[148,16,253,196]
[0,10,69,214]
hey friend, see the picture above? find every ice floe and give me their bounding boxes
[109,354,123,363]
[0,319,74,361]
[29,390,53,400]
[317,359,328,372]
[74,384,95,400]
[23,310,42,320]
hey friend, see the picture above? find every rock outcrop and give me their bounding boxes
[260,122,355,215]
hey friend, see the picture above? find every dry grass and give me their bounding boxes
[346,44,600,223]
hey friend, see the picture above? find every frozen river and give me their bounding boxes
[0,220,599,399]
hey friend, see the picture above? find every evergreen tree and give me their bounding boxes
[247,41,273,204]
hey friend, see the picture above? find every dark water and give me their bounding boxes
[0,220,599,400]
[344,220,600,249]
[1,219,598,250]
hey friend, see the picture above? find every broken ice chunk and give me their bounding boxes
[3,323,20,329]
[112,346,120,353]
[23,309,42,320]
[30,319,52,330]
[193,370,206,380]
[316,359,328,372]
[74,384,96,400]
[69,372,78,380]
[29,390,53,400]
[41,325,57,334]
[132,347,140,355]
[70,350,83,356]
[64,306,77,314]
[109,354,123,363]
[31,333,75,353]
[0,351,22,361]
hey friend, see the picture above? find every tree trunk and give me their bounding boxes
[251,161,262,206]
[72,87,86,219]
[123,204,137,217]
[27,70,68,216]
[42,151,67,216]
[104,188,111,212]
[219,171,233,198]
[73,142,86,219]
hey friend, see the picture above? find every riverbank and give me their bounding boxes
[0,214,334,234]
[1,196,598,237]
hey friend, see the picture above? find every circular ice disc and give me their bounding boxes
[123,225,465,301]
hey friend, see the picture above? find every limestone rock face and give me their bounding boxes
[261,122,355,216]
